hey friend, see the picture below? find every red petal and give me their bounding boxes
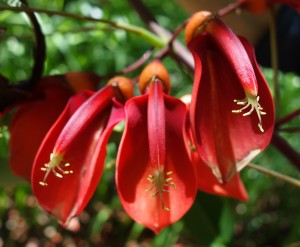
[182,106,248,202]
[189,34,274,183]
[116,94,197,233]
[148,81,166,166]
[32,89,124,225]
[64,72,100,92]
[53,86,115,154]
[9,79,71,181]
[204,18,258,96]
[239,0,268,13]
[193,151,248,201]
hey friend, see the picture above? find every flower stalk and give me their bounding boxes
[248,163,300,188]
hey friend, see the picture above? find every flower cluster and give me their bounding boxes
[7,12,275,233]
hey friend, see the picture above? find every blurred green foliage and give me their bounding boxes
[0,0,300,246]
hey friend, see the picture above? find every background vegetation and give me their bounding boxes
[0,0,299,246]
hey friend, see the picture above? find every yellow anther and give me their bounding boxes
[146,166,176,211]
[39,153,73,186]
[232,93,266,132]
[39,181,48,186]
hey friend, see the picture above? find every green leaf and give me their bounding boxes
[152,221,184,247]
[27,0,64,11]
[219,199,235,243]
[90,206,111,234]
[183,192,225,245]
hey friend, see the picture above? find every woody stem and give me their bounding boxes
[248,163,300,188]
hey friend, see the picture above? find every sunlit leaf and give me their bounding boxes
[27,0,64,11]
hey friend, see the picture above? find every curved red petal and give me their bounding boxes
[53,86,114,154]
[182,106,248,202]
[116,94,197,233]
[64,72,100,92]
[9,80,71,181]
[204,18,258,96]
[192,151,248,201]
[148,81,166,167]
[189,34,274,183]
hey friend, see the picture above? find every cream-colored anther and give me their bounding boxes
[232,94,266,132]
[146,166,176,211]
[39,153,73,186]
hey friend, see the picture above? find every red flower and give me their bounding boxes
[9,72,99,181]
[31,77,133,225]
[239,0,300,13]
[116,61,197,233]
[185,12,275,183]
[181,95,248,202]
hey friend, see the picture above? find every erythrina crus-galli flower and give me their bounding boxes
[32,77,133,225]
[185,12,275,184]
[116,61,197,233]
[181,95,248,202]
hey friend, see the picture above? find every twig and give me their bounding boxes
[278,127,300,133]
[19,0,46,90]
[127,0,194,72]
[276,108,300,127]
[248,163,300,188]
[217,0,245,17]
[271,132,300,169]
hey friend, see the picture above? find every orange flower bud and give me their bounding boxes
[184,11,212,45]
[139,60,171,95]
[107,76,134,101]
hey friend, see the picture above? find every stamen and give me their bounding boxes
[232,94,266,132]
[146,166,175,211]
[39,153,73,186]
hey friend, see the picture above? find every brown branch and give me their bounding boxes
[0,1,46,112]
[23,5,46,90]
[271,131,300,170]
[276,108,300,127]
[278,127,300,133]
[127,0,194,72]
[217,0,245,17]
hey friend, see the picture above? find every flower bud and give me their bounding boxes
[107,76,134,102]
[184,11,212,45]
[139,60,171,95]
